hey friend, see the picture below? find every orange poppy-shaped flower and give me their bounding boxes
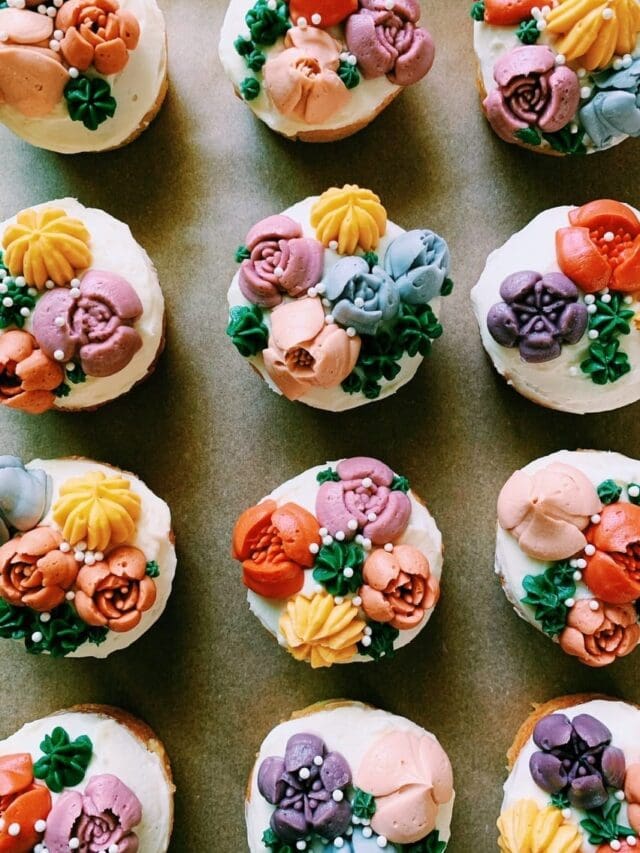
[559,599,640,667]
[0,753,51,853]
[232,499,321,599]
[289,0,358,27]
[556,200,640,294]
[483,0,539,24]
[0,527,78,611]
[56,0,140,76]
[74,546,156,632]
[583,502,640,604]
[359,544,439,630]
[0,330,64,415]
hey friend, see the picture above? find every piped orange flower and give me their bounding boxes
[0,527,78,611]
[583,502,640,604]
[56,0,140,76]
[0,330,64,415]
[556,200,640,294]
[0,754,51,853]
[559,599,640,667]
[483,0,539,25]
[289,0,357,27]
[232,500,321,599]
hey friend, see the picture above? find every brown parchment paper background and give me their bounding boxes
[0,0,640,849]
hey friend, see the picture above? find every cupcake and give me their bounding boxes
[498,694,640,853]
[226,185,453,411]
[231,457,443,668]
[0,198,165,414]
[495,449,640,668]
[246,700,454,851]
[471,200,640,413]
[0,454,176,658]
[472,0,640,155]
[0,704,174,852]
[218,0,436,142]
[0,0,168,154]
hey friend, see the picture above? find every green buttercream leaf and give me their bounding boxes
[241,77,261,100]
[551,792,571,810]
[362,251,379,269]
[352,788,377,819]
[316,467,340,484]
[470,0,485,21]
[33,727,93,793]
[0,272,36,329]
[313,541,365,596]
[235,244,251,262]
[0,598,30,640]
[246,49,266,72]
[341,372,363,395]
[391,475,410,493]
[402,829,448,852]
[359,621,399,661]
[245,0,290,45]
[441,277,454,296]
[234,35,254,56]
[227,305,268,357]
[146,560,160,578]
[65,362,86,385]
[520,561,576,637]
[542,126,586,155]
[0,600,107,655]
[515,126,542,146]
[338,59,360,89]
[597,479,622,505]
[581,339,631,384]
[516,18,541,44]
[261,827,293,852]
[588,293,634,342]
[65,75,117,131]
[54,382,71,398]
[580,799,636,845]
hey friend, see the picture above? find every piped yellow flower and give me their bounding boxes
[310,185,387,255]
[546,0,640,71]
[497,800,582,853]
[2,208,92,289]
[279,591,366,668]
[52,471,141,552]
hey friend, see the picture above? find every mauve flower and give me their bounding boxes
[33,270,143,378]
[559,599,640,667]
[0,455,51,545]
[483,45,580,143]
[323,256,399,335]
[56,0,140,76]
[0,526,78,611]
[346,0,435,86]
[238,214,324,308]
[0,329,64,414]
[384,229,451,305]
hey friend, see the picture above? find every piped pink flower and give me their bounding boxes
[360,544,438,629]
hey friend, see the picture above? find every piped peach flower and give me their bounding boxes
[0,527,78,611]
[0,330,64,415]
[74,545,156,633]
[583,502,640,604]
[264,26,350,124]
[360,544,439,630]
[56,0,140,76]
[559,599,640,667]
[262,297,360,400]
[0,753,51,853]
[497,462,602,561]
[624,764,640,834]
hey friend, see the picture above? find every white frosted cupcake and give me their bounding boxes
[0,0,167,153]
[246,700,454,851]
[227,185,453,412]
[0,454,176,658]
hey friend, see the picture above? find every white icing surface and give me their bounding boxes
[0,709,172,851]
[502,698,640,853]
[470,205,640,413]
[219,0,402,138]
[0,0,167,154]
[0,198,165,411]
[24,457,176,658]
[495,449,640,639]
[228,196,442,412]
[246,461,443,664]
[246,702,454,851]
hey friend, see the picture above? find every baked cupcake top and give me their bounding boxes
[0,0,167,153]
[0,198,164,414]
[232,457,443,667]
[226,186,453,411]
[219,0,435,141]
[499,697,640,853]
[471,200,640,413]
[247,701,454,851]
[496,449,640,668]
[0,706,173,852]
[472,0,640,155]
[0,455,176,657]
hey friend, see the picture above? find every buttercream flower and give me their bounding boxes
[384,229,451,306]
[556,200,640,294]
[262,297,361,400]
[345,0,435,87]
[74,546,155,632]
[582,502,640,604]
[486,271,588,363]
[0,753,51,853]
[33,270,143,378]
[354,730,453,845]
[360,545,438,630]
[497,462,602,561]
[483,46,580,143]
[279,591,366,667]
[44,773,142,853]
[311,185,387,255]
[483,0,540,25]
[232,499,320,599]
[258,733,352,842]
[238,214,324,308]
[322,256,399,335]
[0,527,78,611]
[56,0,140,76]
[0,456,51,545]
[497,799,582,853]
[559,599,640,667]
[264,26,350,124]
[316,456,411,544]
[0,329,64,414]
[581,60,640,150]
[625,764,640,834]
[290,0,358,27]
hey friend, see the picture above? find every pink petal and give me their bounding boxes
[44,792,84,853]
[538,66,580,133]
[279,237,324,298]
[337,457,395,486]
[31,287,76,361]
[316,481,355,535]
[79,324,142,377]
[483,88,528,143]
[79,270,143,321]
[262,345,310,400]
[364,491,412,544]
[245,214,301,249]
[388,26,435,86]
[493,45,555,87]
[83,774,142,832]
[269,297,325,352]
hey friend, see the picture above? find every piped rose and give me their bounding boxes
[582,502,640,604]
[384,229,451,305]
[0,329,64,415]
[322,256,399,335]
[0,754,51,853]
[56,0,140,76]
[0,527,78,611]
[559,599,640,667]
[360,544,438,629]
[0,456,51,545]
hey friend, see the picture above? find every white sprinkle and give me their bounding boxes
[576,558,587,569]
[334,596,344,605]
[623,53,633,68]
[69,67,80,79]
[333,839,344,850]
[35,820,47,833]
[629,485,640,498]
[578,67,587,77]
[274,266,284,278]
[384,543,394,552]
[531,6,542,19]
[601,293,612,303]
[8,823,20,837]
[19,306,30,317]
[565,598,575,608]
[74,551,84,562]
[84,554,95,566]
[31,632,43,643]
[362,827,373,838]
[69,839,80,851]
[2,297,13,308]
[364,626,372,636]
[348,519,358,531]
[308,287,317,297]
[28,287,38,297]
[53,29,63,40]
[332,790,344,802]
[541,4,550,13]
[536,18,546,30]
[348,54,357,65]
[580,85,592,99]
[77,541,87,551]
[362,538,372,551]
[311,12,321,24]
[319,527,328,536]
[555,53,566,66]
[602,6,614,18]
[570,559,579,568]
[313,755,323,766]
[377,837,388,848]
[49,38,60,50]
[610,841,621,852]
[362,477,373,488]
[309,542,319,555]
[562,808,572,819]
[34,845,44,853]
[299,767,311,780]
[587,304,597,315]
[59,541,71,552]
[584,293,596,304]
[355,534,364,544]
[603,231,615,242]
[346,327,357,337]
[297,15,308,26]
[589,600,600,611]
[590,514,601,524]
[585,544,596,556]
[384,0,394,7]
[602,287,610,294]
[296,843,307,852]
[94,552,104,562]
[322,535,333,546]
[624,295,634,305]
[13,276,23,288]
[70,287,81,298]
[367,512,377,522]
[38,3,46,10]
[627,836,637,847]
[353,596,362,606]
[329,240,338,251]
[70,278,81,288]
[573,570,582,581]
[54,315,65,327]
[322,298,331,307]
[46,5,56,15]
[40,612,51,623]
[615,790,626,802]
[325,315,335,324]
[267,0,277,7]
[65,591,75,601]
[588,329,599,340]
[569,366,580,377]
[343,567,354,579]
[614,57,624,70]
[340,52,349,62]
[53,349,65,361]
[570,122,579,133]
[361,635,372,647]
[335,530,345,541]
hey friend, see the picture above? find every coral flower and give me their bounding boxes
[0,329,64,414]
[0,753,51,853]
[556,200,640,294]
[0,527,78,611]
[56,0,140,76]
[483,0,540,25]
[360,545,438,630]
[583,502,640,604]
[559,599,640,667]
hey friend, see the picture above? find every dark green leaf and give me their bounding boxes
[245,0,290,45]
[227,304,268,357]
[235,244,251,262]
[516,18,540,44]
[34,726,93,793]
[470,1,485,21]
[440,277,454,296]
[313,540,365,596]
[352,787,377,819]
[515,127,542,146]
[520,561,576,637]
[338,59,360,89]
[598,479,622,505]
[240,77,261,100]
[316,467,340,484]
[359,621,399,661]
[146,560,160,578]
[65,75,117,130]
[391,475,410,493]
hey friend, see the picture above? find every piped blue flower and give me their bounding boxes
[0,456,51,545]
[580,59,640,149]
[384,229,451,306]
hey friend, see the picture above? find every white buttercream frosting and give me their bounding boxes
[0,709,173,851]
[246,702,454,851]
[471,205,640,414]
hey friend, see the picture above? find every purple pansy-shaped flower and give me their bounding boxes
[529,713,626,810]
[258,732,352,843]
[486,270,588,363]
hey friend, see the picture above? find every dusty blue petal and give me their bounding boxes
[332,299,383,334]
[0,458,51,536]
[580,93,624,148]
[324,261,399,335]
[593,58,640,91]
[395,265,445,305]
[600,90,640,136]
[322,256,369,301]
[384,229,450,305]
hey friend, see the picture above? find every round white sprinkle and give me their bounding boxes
[536,18,546,30]
[59,541,71,552]
[28,287,38,297]
[576,558,587,569]
[53,349,65,361]
[84,554,95,566]
[297,15,307,26]
[31,632,43,643]
[589,600,600,611]
[319,527,328,536]
[629,486,640,498]
[70,287,81,298]
[69,839,80,851]
[40,612,51,623]
[362,477,373,488]
[355,534,364,544]
[74,551,84,562]
[603,231,615,242]
[364,626,372,636]
[34,845,44,853]
[274,266,284,278]
[610,841,621,852]
[322,535,333,546]
[53,28,63,39]
[69,67,80,79]
[45,279,55,289]
[70,278,81,288]
[570,122,579,134]
[584,293,596,304]
[573,570,583,581]
[362,538,372,550]
[362,827,373,838]
[602,287,610,294]
[309,543,319,554]
[333,839,344,850]
[348,54,357,65]
[377,837,388,848]
[580,85,592,99]
[346,327,357,337]
[614,57,624,70]
[565,598,575,608]
[616,790,626,801]
[329,240,338,251]
[46,5,56,15]
[8,823,20,837]
[344,567,354,579]
[94,552,104,562]
[562,808,572,819]
[601,293,612,303]
[333,790,344,802]
[322,298,331,308]
[627,837,637,847]
[348,520,358,531]
[2,297,13,308]
[588,329,599,340]
[570,559,579,568]
[313,755,323,766]
[569,366,580,377]
[578,67,587,77]
[602,6,614,18]
[367,512,377,522]
[555,53,566,66]
[334,596,344,605]
[54,316,65,327]
[307,287,317,298]
[296,843,307,852]
[325,315,335,325]
[65,591,75,601]
[38,3,46,10]
[624,295,635,305]
[384,0,394,7]
[19,306,30,317]
[587,304,597,315]
[299,767,311,780]
[35,819,47,833]
[352,596,362,606]
[623,53,633,67]
[14,276,25,287]
[384,543,394,552]
[311,12,321,24]
[591,514,601,524]
[361,635,372,647]
[335,530,345,541]
[585,544,596,556]
[49,39,60,51]
[77,541,87,551]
